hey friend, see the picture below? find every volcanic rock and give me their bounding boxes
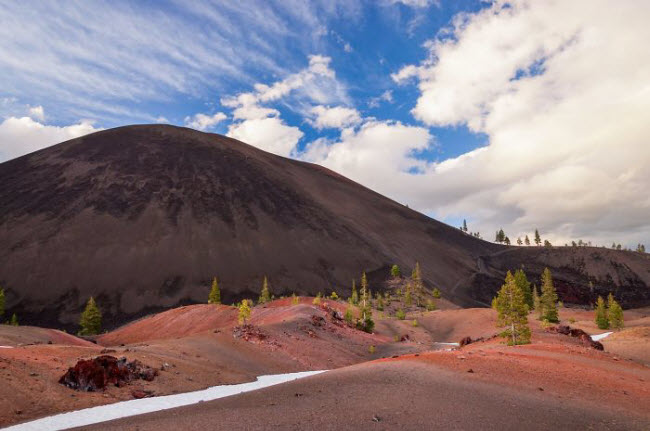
[59,355,158,391]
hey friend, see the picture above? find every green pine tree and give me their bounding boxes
[344,306,354,325]
[432,288,441,299]
[351,280,358,305]
[425,299,437,311]
[291,293,299,305]
[0,287,5,319]
[258,276,271,304]
[525,235,530,246]
[376,292,384,311]
[10,313,18,326]
[238,299,251,325]
[534,229,541,246]
[532,285,540,315]
[514,269,533,309]
[411,262,423,303]
[494,271,531,345]
[390,264,401,278]
[357,272,374,333]
[208,277,221,304]
[595,296,609,329]
[607,293,624,329]
[540,268,559,323]
[79,297,102,336]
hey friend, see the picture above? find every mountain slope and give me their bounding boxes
[0,125,648,328]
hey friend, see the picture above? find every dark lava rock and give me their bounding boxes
[549,325,605,350]
[59,355,158,391]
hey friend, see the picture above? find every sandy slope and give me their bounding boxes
[79,358,649,431]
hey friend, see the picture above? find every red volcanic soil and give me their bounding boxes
[85,345,650,431]
[0,325,96,347]
[3,303,649,428]
[98,304,238,345]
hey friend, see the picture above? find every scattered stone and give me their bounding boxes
[14,409,22,415]
[467,369,474,373]
[294,393,304,397]
[100,349,116,354]
[131,389,154,399]
[59,355,159,391]
[29,372,38,377]
[538,387,544,391]
[372,415,382,422]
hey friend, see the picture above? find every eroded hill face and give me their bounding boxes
[0,125,648,329]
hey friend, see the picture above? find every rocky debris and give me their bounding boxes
[131,389,154,399]
[233,325,268,343]
[311,315,326,327]
[459,336,472,347]
[548,325,604,350]
[400,334,410,342]
[59,355,158,391]
[233,325,281,349]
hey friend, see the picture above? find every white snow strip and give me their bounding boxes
[591,332,613,342]
[435,342,460,346]
[0,346,14,349]
[1,370,326,431]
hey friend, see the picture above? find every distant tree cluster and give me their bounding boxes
[595,293,624,330]
[458,219,481,238]
[492,266,561,345]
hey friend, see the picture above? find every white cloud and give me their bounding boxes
[308,105,361,129]
[368,90,394,108]
[301,120,432,198]
[385,0,440,8]
[382,0,650,246]
[0,1,359,122]
[28,105,45,121]
[223,55,349,156]
[184,112,227,131]
[0,116,100,162]
[227,117,303,157]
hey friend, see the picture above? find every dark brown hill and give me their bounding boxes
[0,125,648,328]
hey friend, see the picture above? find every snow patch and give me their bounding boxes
[2,370,326,431]
[0,346,14,349]
[591,332,613,342]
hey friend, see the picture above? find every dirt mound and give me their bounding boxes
[0,325,95,347]
[2,125,648,329]
[98,304,237,345]
[59,355,158,391]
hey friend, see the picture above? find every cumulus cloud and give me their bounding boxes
[228,117,304,157]
[308,105,361,130]
[385,0,439,7]
[382,0,650,246]
[301,120,432,198]
[184,112,227,131]
[222,55,350,156]
[0,116,100,162]
[28,105,45,121]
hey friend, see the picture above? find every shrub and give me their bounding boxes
[312,292,322,305]
[411,319,418,327]
[396,309,406,320]
[369,345,376,354]
[291,293,299,306]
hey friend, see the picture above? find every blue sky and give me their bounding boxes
[1,0,649,248]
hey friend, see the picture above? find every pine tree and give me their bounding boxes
[405,285,413,306]
[594,296,609,329]
[432,288,441,299]
[534,229,541,246]
[208,277,221,304]
[525,235,530,246]
[79,297,102,336]
[291,293,299,305]
[344,306,354,325]
[607,293,624,329]
[376,292,384,311]
[10,313,18,326]
[238,299,251,325]
[513,269,533,309]
[504,236,511,245]
[462,219,468,232]
[357,272,374,333]
[494,271,531,345]
[313,292,322,305]
[517,237,522,246]
[351,280,358,305]
[411,262,423,303]
[390,264,401,278]
[532,285,540,315]
[258,276,271,304]
[540,268,559,322]
[544,240,552,248]
[0,287,4,319]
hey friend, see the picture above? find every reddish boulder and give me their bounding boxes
[59,355,158,391]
